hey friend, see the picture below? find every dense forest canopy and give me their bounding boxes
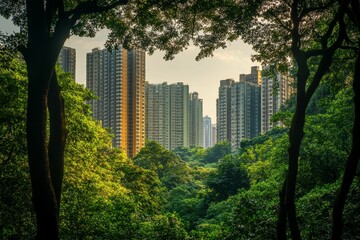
[0,54,359,239]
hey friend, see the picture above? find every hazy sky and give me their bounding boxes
[1,17,259,121]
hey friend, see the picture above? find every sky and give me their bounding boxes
[1,17,259,122]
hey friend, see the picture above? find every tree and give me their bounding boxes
[206,155,249,201]
[203,141,232,164]
[133,141,192,190]
[0,51,36,239]
[236,1,350,238]
[331,2,360,238]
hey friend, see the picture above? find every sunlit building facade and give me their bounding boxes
[261,71,294,133]
[86,47,146,157]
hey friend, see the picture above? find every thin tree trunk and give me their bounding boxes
[48,71,66,213]
[285,74,307,240]
[331,49,360,240]
[277,180,287,239]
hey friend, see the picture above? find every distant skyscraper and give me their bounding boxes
[86,47,146,157]
[211,123,217,145]
[261,71,294,133]
[169,83,190,149]
[230,75,261,149]
[203,116,213,148]
[58,46,76,80]
[216,66,261,150]
[146,82,190,150]
[240,66,262,85]
[189,92,203,147]
[216,79,234,143]
[145,82,171,149]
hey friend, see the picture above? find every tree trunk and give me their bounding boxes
[331,49,360,240]
[26,57,60,239]
[48,71,66,212]
[285,80,307,240]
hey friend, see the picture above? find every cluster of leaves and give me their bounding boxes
[172,141,232,166]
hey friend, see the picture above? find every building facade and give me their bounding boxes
[146,82,191,150]
[86,47,146,157]
[211,123,217,146]
[216,79,234,143]
[145,82,171,149]
[261,71,294,133]
[216,66,261,150]
[203,116,213,148]
[58,46,76,80]
[230,78,261,149]
[169,83,190,149]
[189,92,203,147]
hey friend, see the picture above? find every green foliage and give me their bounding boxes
[137,213,189,240]
[0,53,36,239]
[206,155,249,201]
[202,141,231,164]
[297,183,339,239]
[172,146,206,165]
[0,52,27,168]
[298,87,354,193]
[166,183,207,229]
[133,141,192,190]
[225,179,280,240]
[343,178,360,239]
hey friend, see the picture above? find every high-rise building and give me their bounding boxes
[230,76,261,149]
[58,46,76,80]
[189,92,203,147]
[146,82,190,150]
[261,71,294,133]
[216,79,234,143]
[145,82,171,149]
[203,116,213,148]
[240,66,262,85]
[216,66,261,150]
[86,47,146,157]
[169,83,190,149]
[211,123,217,146]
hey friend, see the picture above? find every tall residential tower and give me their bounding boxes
[216,66,261,150]
[146,82,191,150]
[145,82,171,149]
[216,79,234,143]
[203,116,213,148]
[58,46,76,80]
[189,92,203,147]
[86,47,146,157]
[261,71,294,133]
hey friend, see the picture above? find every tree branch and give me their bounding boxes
[0,145,16,169]
[304,3,347,104]
[268,11,292,33]
[67,0,128,22]
[299,0,337,19]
